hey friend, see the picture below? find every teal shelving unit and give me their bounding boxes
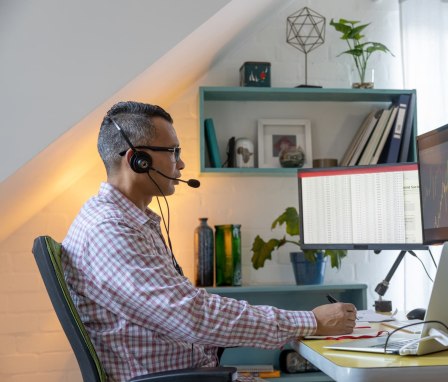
[199,86,417,174]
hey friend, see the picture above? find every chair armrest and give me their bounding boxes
[129,367,237,382]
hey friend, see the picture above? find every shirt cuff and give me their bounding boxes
[295,311,317,338]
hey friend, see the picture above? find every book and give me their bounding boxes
[204,118,222,168]
[358,107,392,165]
[382,94,411,163]
[370,105,399,164]
[349,109,382,166]
[239,370,281,378]
[398,92,416,162]
[340,110,376,166]
[228,364,280,379]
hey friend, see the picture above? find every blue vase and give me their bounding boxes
[194,218,214,286]
[290,252,326,285]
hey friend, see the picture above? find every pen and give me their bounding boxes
[326,294,338,304]
[326,294,359,319]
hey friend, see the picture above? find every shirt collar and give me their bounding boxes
[98,182,161,226]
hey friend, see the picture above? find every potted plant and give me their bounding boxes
[251,207,346,284]
[329,18,394,88]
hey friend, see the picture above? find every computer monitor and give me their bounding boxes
[297,163,424,250]
[416,123,448,245]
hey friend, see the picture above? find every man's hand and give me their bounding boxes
[312,303,357,335]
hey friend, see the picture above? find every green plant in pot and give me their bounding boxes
[329,18,394,88]
[251,207,346,284]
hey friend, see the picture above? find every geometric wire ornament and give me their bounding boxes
[286,7,325,86]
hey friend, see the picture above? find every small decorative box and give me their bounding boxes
[239,61,271,87]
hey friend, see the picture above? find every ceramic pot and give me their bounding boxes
[235,138,254,168]
[290,251,326,285]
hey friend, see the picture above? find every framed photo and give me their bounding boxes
[257,119,312,168]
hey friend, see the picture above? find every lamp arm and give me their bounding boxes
[374,250,407,297]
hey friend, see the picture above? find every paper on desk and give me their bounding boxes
[305,327,388,340]
[356,309,397,322]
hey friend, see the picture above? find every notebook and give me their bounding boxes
[325,243,448,355]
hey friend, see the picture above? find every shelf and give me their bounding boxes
[201,86,414,103]
[199,87,417,174]
[206,283,368,294]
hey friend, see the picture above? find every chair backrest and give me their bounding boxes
[32,236,107,382]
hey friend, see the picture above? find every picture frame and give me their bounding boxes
[257,119,312,168]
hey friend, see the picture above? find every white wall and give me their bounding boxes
[0,0,230,182]
[1,1,437,381]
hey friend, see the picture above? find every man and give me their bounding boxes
[62,101,356,381]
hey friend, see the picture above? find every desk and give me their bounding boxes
[293,326,448,382]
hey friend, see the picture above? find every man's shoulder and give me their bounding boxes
[82,194,126,222]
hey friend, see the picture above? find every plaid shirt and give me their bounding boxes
[62,183,316,381]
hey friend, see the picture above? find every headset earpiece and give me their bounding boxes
[129,150,152,173]
[108,117,153,174]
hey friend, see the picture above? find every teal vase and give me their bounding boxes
[194,218,214,286]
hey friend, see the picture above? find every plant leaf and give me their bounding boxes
[271,207,300,236]
[339,48,364,57]
[365,42,395,56]
[325,249,347,269]
[251,235,281,269]
[303,249,318,262]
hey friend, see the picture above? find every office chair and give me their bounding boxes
[32,235,236,382]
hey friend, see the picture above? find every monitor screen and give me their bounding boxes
[297,163,424,250]
[417,123,448,245]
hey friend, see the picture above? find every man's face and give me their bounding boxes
[142,117,185,196]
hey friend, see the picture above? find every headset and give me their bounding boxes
[109,117,200,187]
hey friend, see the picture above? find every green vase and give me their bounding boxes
[215,224,241,286]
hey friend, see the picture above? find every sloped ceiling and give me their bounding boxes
[0,0,281,242]
[0,0,231,182]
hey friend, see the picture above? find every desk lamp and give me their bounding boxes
[374,250,407,312]
[374,249,427,313]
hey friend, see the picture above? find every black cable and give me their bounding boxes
[383,320,448,353]
[428,247,438,268]
[146,172,183,276]
[408,250,433,282]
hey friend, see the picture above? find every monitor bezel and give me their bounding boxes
[297,162,426,251]
[417,123,448,245]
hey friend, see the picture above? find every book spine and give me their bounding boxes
[370,105,399,165]
[358,107,392,166]
[349,109,382,166]
[398,92,416,162]
[340,110,375,167]
[384,94,410,163]
[204,118,222,168]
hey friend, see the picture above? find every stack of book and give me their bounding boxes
[227,364,281,379]
[340,93,416,166]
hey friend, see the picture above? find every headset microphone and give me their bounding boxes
[150,167,200,188]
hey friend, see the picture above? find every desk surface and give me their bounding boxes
[293,325,448,382]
